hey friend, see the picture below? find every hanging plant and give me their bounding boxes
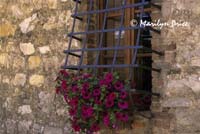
[55,70,130,134]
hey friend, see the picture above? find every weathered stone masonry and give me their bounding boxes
[0,0,200,134]
[0,0,79,134]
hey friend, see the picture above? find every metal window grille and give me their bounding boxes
[62,0,163,111]
[62,0,162,79]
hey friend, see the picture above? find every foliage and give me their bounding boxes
[55,70,130,134]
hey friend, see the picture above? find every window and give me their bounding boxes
[63,0,162,110]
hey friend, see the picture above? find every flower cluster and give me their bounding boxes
[55,70,129,133]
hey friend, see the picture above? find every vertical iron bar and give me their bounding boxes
[77,0,93,73]
[93,0,109,74]
[111,0,127,72]
[129,0,145,80]
[64,1,79,68]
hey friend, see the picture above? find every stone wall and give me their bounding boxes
[0,0,80,134]
[151,0,200,134]
[1,0,200,134]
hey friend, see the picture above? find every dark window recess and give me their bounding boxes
[62,0,163,111]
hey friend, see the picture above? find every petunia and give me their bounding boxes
[107,92,116,100]
[69,108,77,116]
[105,100,114,108]
[82,82,90,90]
[114,81,124,91]
[90,123,100,132]
[94,97,102,105]
[72,123,81,132]
[120,113,129,122]
[60,70,68,77]
[93,88,101,96]
[61,80,67,90]
[104,73,113,83]
[69,97,79,107]
[103,115,110,126]
[82,91,91,100]
[118,101,128,109]
[120,91,128,99]
[81,105,94,118]
[72,85,79,92]
[83,73,92,79]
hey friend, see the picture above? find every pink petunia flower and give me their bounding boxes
[69,97,79,107]
[60,70,68,77]
[72,85,79,92]
[93,88,101,96]
[61,80,67,90]
[107,92,116,100]
[81,105,94,118]
[118,101,129,109]
[114,81,124,91]
[103,115,110,126]
[69,108,77,116]
[105,100,114,108]
[90,123,100,132]
[120,91,128,99]
[72,123,81,132]
[104,73,113,83]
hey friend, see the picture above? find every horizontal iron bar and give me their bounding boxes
[71,2,149,17]
[68,26,143,36]
[68,35,82,42]
[138,65,161,72]
[62,64,139,69]
[73,0,81,4]
[71,15,83,21]
[64,45,143,53]
[62,64,161,72]
[68,52,81,58]
[143,46,164,56]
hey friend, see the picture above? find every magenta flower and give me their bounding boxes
[83,73,92,79]
[114,81,124,91]
[81,90,91,100]
[105,100,114,108]
[107,92,116,100]
[72,123,81,132]
[115,112,123,120]
[69,97,79,107]
[72,85,79,92]
[93,88,101,96]
[99,79,106,86]
[90,123,100,132]
[82,82,89,90]
[94,97,102,105]
[120,113,129,122]
[60,70,68,77]
[118,101,128,109]
[81,106,94,118]
[103,115,110,126]
[69,108,77,116]
[104,73,113,83]
[120,91,128,99]
[61,80,67,90]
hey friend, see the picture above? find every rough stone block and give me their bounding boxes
[29,75,44,87]
[44,126,63,134]
[20,43,35,55]
[28,56,41,69]
[13,73,26,86]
